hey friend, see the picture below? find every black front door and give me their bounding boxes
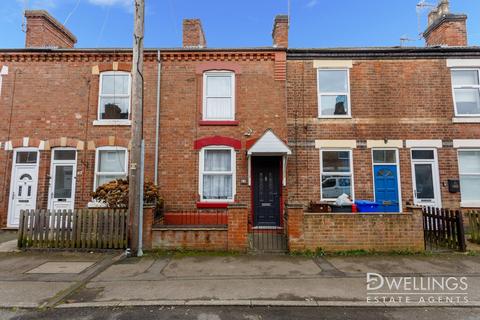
[253,157,281,227]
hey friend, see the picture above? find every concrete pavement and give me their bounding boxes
[1,251,480,309]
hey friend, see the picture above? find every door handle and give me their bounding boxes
[12,192,14,200]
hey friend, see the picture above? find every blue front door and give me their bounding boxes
[374,165,400,212]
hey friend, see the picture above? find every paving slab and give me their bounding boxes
[0,281,71,308]
[161,255,322,278]
[0,252,107,281]
[327,255,480,275]
[27,261,96,274]
[0,240,20,253]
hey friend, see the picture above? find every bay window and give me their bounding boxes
[320,149,354,200]
[458,150,480,205]
[199,147,235,202]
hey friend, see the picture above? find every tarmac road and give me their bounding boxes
[1,306,480,320]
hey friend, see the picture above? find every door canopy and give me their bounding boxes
[247,129,292,156]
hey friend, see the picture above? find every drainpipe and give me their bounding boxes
[154,50,161,185]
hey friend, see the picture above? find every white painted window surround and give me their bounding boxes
[199,147,236,202]
[405,140,443,148]
[203,71,235,121]
[0,66,8,96]
[453,140,480,148]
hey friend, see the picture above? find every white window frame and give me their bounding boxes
[451,68,480,117]
[94,146,128,190]
[457,149,480,207]
[371,148,403,212]
[202,71,235,121]
[317,68,351,118]
[320,149,354,201]
[198,146,236,203]
[97,71,132,122]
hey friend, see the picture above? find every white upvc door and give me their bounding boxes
[48,149,77,211]
[8,149,40,228]
[411,148,442,208]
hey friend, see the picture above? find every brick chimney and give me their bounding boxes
[182,19,206,48]
[272,15,289,48]
[25,10,77,48]
[423,0,467,47]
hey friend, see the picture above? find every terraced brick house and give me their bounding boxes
[0,2,479,252]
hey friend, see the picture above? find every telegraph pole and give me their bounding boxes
[129,0,144,256]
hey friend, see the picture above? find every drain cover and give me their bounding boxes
[26,261,95,274]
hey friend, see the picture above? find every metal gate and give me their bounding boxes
[422,206,466,252]
[249,213,288,253]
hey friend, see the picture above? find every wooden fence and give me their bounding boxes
[422,206,466,252]
[466,210,480,244]
[17,209,129,250]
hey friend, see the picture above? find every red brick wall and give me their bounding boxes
[425,20,468,47]
[227,204,248,252]
[25,11,76,48]
[158,51,287,214]
[287,58,477,209]
[152,228,228,251]
[287,206,424,252]
[0,53,158,227]
[0,50,286,228]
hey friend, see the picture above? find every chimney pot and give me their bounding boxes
[272,15,289,48]
[182,19,206,48]
[24,10,77,48]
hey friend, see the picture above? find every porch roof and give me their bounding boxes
[247,129,292,156]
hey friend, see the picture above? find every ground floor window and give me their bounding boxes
[458,150,480,204]
[199,147,235,202]
[94,147,128,189]
[320,149,353,200]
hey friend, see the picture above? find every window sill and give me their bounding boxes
[199,120,239,126]
[87,201,107,208]
[93,120,131,126]
[452,117,480,123]
[460,202,480,208]
[196,202,230,209]
[317,117,353,120]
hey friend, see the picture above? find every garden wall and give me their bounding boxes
[287,205,424,252]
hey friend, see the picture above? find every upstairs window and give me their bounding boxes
[94,147,128,189]
[199,147,235,202]
[317,69,350,117]
[451,69,480,116]
[98,71,131,120]
[203,71,235,121]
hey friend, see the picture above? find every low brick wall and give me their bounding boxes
[148,204,248,252]
[152,227,228,250]
[287,205,424,252]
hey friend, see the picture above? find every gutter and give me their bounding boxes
[287,47,480,60]
[154,50,161,185]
